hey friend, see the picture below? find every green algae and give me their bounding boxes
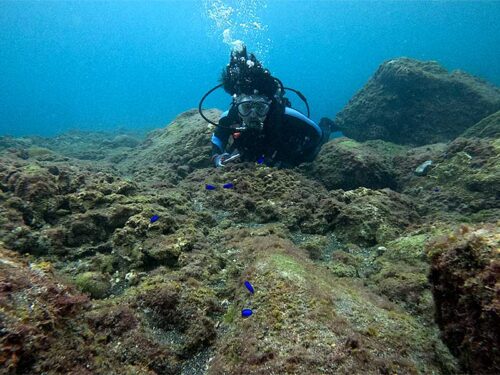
[402,136,499,221]
[4,118,493,374]
[299,235,329,260]
[330,262,358,278]
[27,147,54,159]
[337,138,361,149]
[23,163,46,175]
[332,280,457,374]
[384,233,430,263]
[206,230,458,374]
[365,139,408,155]
[268,253,307,283]
[363,231,444,320]
[74,271,112,299]
[223,304,237,324]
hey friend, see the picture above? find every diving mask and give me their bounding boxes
[235,95,271,131]
[236,99,271,117]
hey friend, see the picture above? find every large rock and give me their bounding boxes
[402,136,500,221]
[427,224,500,374]
[330,187,419,246]
[335,58,500,146]
[179,167,419,246]
[207,230,457,374]
[461,110,500,139]
[117,109,220,184]
[307,138,402,190]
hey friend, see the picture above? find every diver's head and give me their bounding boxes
[234,93,271,131]
[221,44,278,101]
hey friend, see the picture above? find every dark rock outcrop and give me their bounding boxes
[335,58,500,145]
[427,224,500,375]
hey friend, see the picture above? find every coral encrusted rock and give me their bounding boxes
[335,58,500,145]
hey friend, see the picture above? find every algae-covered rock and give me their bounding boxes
[364,228,454,321]
[4,91,495,373]
[74,271,112,299]
[427,224,500,374]
[298,235,330,261]
[0,246,91,373]
[0,245,190,374]
[331,187,419,246]
[329,250,361,277]
[130,274,222,354]
[178,167,418,246]
[117,109,220,183]
[179,165,335,232]
[0,135,33,151]
[207,231,458,374]
[392,142,448,187]
[336,58,500,145]
[402,136,500,220]
[27,146,56,161]
[28,130,145,161]
[2,163,60,225]
[308,138,401,190]
[461,109,500,139]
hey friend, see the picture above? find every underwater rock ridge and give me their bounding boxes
[335,57,500,146]
[2,58,500,374]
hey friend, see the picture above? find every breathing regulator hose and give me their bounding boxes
[198,81,311,128]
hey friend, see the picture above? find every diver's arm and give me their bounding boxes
[211,109,242,167]
[211,132,228,156]
[211,111,234,156]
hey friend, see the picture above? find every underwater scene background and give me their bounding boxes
[0,0,499,136]
[1,1,499,375]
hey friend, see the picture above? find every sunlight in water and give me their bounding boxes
[203,0,271,60]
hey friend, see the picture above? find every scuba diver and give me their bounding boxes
[198,44,330,168]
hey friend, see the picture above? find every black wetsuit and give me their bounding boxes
[211,101,325,167]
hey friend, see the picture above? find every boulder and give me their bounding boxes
[427,224,500,374]
[335,58,500,145]
[331,187,419,246]
[461,110,500,139]
[308,138,402,190]
[402,136,500,220]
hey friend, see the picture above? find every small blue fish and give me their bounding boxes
[223,183,234,189]
[257,156,264,164]
[205,184,216,190]
[241,308,253,318]
[150,215,159,223]
[244,280,254,294]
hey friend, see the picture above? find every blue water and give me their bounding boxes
[1,1,499,137]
